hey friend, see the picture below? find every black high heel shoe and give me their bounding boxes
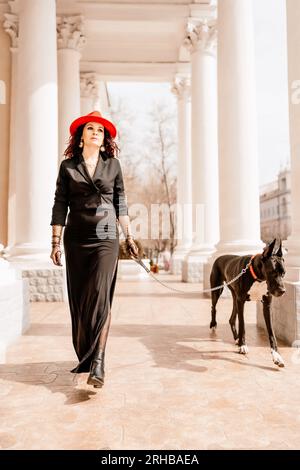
[87,349,105,388]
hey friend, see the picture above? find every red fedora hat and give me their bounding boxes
[69,110,117,138]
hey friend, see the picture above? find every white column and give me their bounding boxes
[216,0,262,255]
[80,72,100,115]
[170,76,193,275]
[286,0,300,278]
[97,81,111,116]
[80,73,111,117]
[182,20,219,282]
[1,13,29,354]
[7,0,58,260]
[3,13,18,250]
[57,16,86,160]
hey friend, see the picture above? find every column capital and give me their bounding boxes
[171,76,191,100]
[80,72,100,99]
[57,15,86,51]
[184,19,217,55]
[3,13,19,49]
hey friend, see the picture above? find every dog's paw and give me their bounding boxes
[239,345,249,354]
[271,350,285,368]
[210,321,217,330]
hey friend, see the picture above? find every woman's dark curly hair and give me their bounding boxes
[64,124,119,159]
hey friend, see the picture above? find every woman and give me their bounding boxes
[50,111,138,388]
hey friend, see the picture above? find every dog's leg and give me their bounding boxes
[209,267,224,331]
[236,299,248,354]
[210,288,223,331]
[229,296,238,342]
[262,293,285,368]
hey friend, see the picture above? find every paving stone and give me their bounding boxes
[1,273,299,449]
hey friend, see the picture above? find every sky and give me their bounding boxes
[107,82,177,174]
[107,0,290,188]
[107,81,175,141]
[253,0,290,186]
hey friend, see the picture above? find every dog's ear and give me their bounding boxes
[276,239,283,257]
[262,238,276,259]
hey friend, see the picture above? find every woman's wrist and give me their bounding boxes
[125,227,133,240]
[51,228,62,250]
[51,237,61,247]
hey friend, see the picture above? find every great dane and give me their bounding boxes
[209,239,286,367]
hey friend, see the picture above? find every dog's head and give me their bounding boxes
[261,238,286,297]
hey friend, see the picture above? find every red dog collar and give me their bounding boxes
[249,254,264,282]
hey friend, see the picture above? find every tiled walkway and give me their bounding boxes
[1,273,300,450]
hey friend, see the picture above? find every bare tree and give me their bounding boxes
[141,100,177,258]
[108,94,143,215]
[107,94,141,185]
[106,88,177,263]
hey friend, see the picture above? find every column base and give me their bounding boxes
[0,258,18,284]
[6,256,67,303]
[170,247,191,275]
[256,280,300,345]
[4,243,50,262]
[188,243,216,256]
[182,252,212,283]
[117,259,151,280]
[0,260,30,363]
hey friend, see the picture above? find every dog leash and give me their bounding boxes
[131,256,253,294]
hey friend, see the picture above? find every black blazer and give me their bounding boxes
[50,153,128,226]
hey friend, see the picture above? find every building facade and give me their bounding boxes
[260,167,291,242]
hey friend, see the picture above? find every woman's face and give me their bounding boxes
[82,122,105,148]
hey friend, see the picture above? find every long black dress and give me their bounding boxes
[50,152,128,373]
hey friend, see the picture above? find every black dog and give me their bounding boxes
[209,238,286,367]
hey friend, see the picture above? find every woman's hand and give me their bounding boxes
[125,236,139,259]
[50,245,63,266]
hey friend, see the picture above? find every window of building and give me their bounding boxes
[282,197,287,216]
[281,177,287,191]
